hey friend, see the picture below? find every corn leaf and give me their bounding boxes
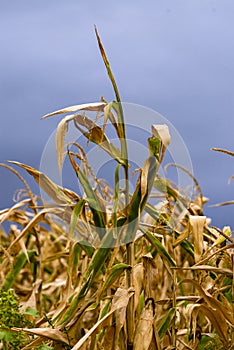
[100,263,131,296]
[158,307,176,338]
[69,199,86,237]
[41,101,106,119]
[68,150,106,234]
[123,156,157,243]
[142,228,176,267]
[70,288,134,350]
[133,298,154,350]
[2,250,37,291]
[181,279,234,327]
[9,161,79,205]
[189,216,206,263]
[12,327,69,345]
[95,27,121,104]
[59,229,115,325]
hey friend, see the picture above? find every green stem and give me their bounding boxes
[95,26,134,346]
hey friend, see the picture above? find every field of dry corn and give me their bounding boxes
[0,29,233,350]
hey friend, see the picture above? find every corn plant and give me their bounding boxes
[0,28,234,350]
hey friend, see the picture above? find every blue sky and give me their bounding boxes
[1,0,234,227]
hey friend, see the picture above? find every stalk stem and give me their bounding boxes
[126,242,134,349]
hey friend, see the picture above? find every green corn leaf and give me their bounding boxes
[104,102,121,138]
[59,229,115,325]
[123,156,157,243]
[94,28,128,166]
[23,307,40,317]
[100,263,131,296]
[78,241,95,258]
[113,164,121,231]
[2,250,37,291]
[68,151,106,236]
[95,26,121,104]
[142,228,176,267]
[69,199,86,237]
[158,307,176,338]
[148,136,161,160]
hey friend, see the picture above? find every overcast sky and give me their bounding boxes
[1,0,234,228]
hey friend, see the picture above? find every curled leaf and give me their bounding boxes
[152,124,171,148]
[8,161,79,205]
[189,216,206,263]
[41,101,106,119]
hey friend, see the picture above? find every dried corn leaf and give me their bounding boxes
[12,327,69,345]
[181,279,234,327]
[41,101,106,119]
[152,124,171,148]
[142,254,158,300]
[189,216,206,263]
[9,161,79,205]
[101,325,115,349]
[192,304,228,343]
[173,265,233,277]
[133,298,155,350]
[71,288,134,350]
[21,336,45,350]
[211,200,234,207]
[0,199,31,223]
[7,207,63,251]
[73,114,123,163]
[56,113,123,170]
[56,114,75,170]
[211,147,234,157]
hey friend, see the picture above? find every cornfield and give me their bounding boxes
[0,28,233,350]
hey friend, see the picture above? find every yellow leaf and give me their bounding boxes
[189,216,206,263]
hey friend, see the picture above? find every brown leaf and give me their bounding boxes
[0,199,31,223]
[56,114,75,171]
[133,299,155,350]
[12,327,69,345]
[41,101,107,119]
[192,304,228,343]
[181,279,234,327]
[7,207,63,252]
[189,216,206,263]
[9,161,79,204]
[211,147,234,157]
[173,265,233,277]
[71,288,134,350]
[142,254,158,300]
